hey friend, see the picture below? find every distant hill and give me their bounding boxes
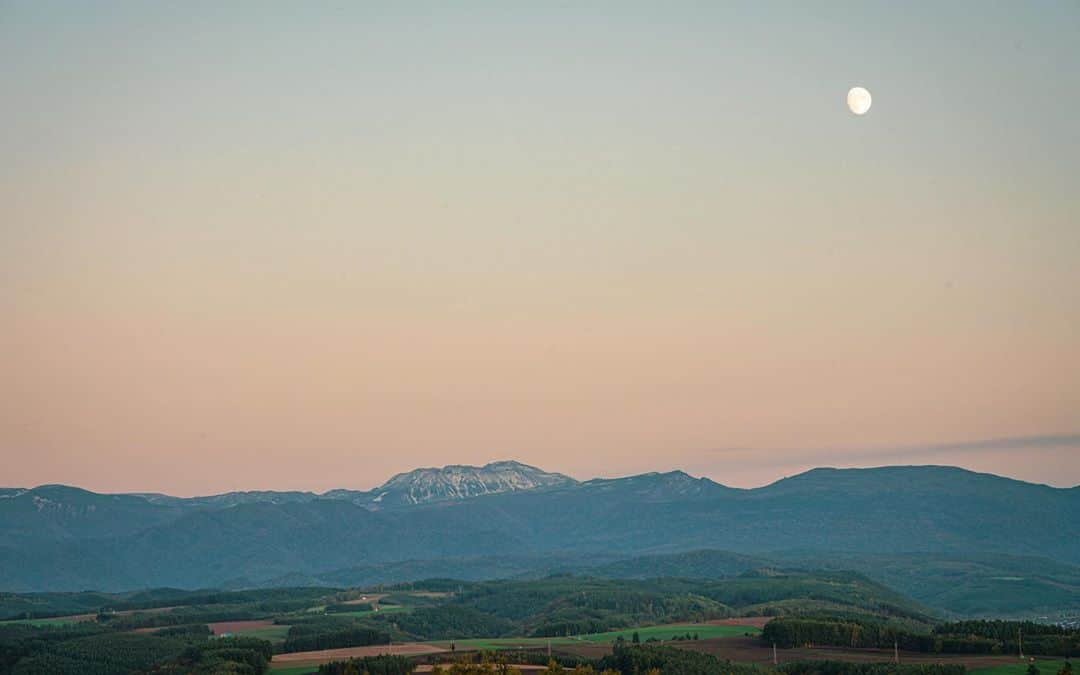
[1,464,1078,618]
[767,550,1080,618]
[247,548,1080,619]
[581,549,1080,618]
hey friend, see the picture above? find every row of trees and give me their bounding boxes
[283,625,391,653]
[762,618,1080,657]
[935,621,1072,639]
[597,642,764,675]
[317,655,415,675]
[0,623,273,675]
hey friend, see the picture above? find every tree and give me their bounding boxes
[632,631,641,645]
[1027,663,1040,675]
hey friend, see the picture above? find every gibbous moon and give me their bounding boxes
[847,86,872,115]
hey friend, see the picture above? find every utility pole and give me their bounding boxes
[894,640,899,664]
[1019,627,1024,660]
[773,643,778,665]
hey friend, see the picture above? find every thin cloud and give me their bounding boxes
[867,433,1080,458]
[704,433,1080,465]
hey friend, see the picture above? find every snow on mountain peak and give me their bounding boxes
[371,460,575,507]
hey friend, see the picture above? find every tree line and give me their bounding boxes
[762,618,1080,657]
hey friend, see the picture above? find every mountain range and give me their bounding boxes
[2,462,1078,618]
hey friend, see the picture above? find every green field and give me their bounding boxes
[329,604,411,619]
[1,616,82,627]
[970,661,1070,675]
[268,666,318,674]
[578,623,759,643]
[439,636,566,650]
[436,623,760,651]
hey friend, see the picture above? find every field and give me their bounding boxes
[2,616,84,626]
[266,667,552,674]
[577,623,758,643]
[969,661,1071,675]
[270,642,448,670]
[660,635,1048,670]
[270,622,763,668]
[4,578,1078,675]
[265,624,1062,673]
[0,603,178,627]
[329,604,411,618]
[424,623,758,651]
[208,619,291,642]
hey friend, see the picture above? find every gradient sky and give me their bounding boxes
[2,2,1078,495]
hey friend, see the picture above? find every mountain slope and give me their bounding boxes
[0,485,187,547]
[1,464,1078,597]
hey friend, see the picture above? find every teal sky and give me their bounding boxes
[2,2,1078,494]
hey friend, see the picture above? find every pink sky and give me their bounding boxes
[2,4,1078,495]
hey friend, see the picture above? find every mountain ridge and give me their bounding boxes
[2,463,1079,593]
[8,462,1078,502]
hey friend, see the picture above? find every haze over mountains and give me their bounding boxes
[2,462,1079,617]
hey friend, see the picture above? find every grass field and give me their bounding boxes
[969,660,1070,675]
[329,605,411,618]
[434,622,761,651]
[437,636,564,650]
[1,617,81,627]
[577,623,759,643]
[268,667,318,674]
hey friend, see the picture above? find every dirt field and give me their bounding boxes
[551,643,612,660]
[208,619,276,636]
[271,643,447,669]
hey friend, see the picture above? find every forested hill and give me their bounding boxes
[1,465,1078,595]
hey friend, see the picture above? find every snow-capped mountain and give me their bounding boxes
[361,460,576,507]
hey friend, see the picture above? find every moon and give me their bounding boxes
[847,86,872,115]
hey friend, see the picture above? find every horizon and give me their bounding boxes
[8,452,1079,498]
[4,3,1079,497]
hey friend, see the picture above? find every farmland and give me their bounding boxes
[1,575,1077,674]
[969,661,1072,675]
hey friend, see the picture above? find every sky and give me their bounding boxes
[2,2,1078,496]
